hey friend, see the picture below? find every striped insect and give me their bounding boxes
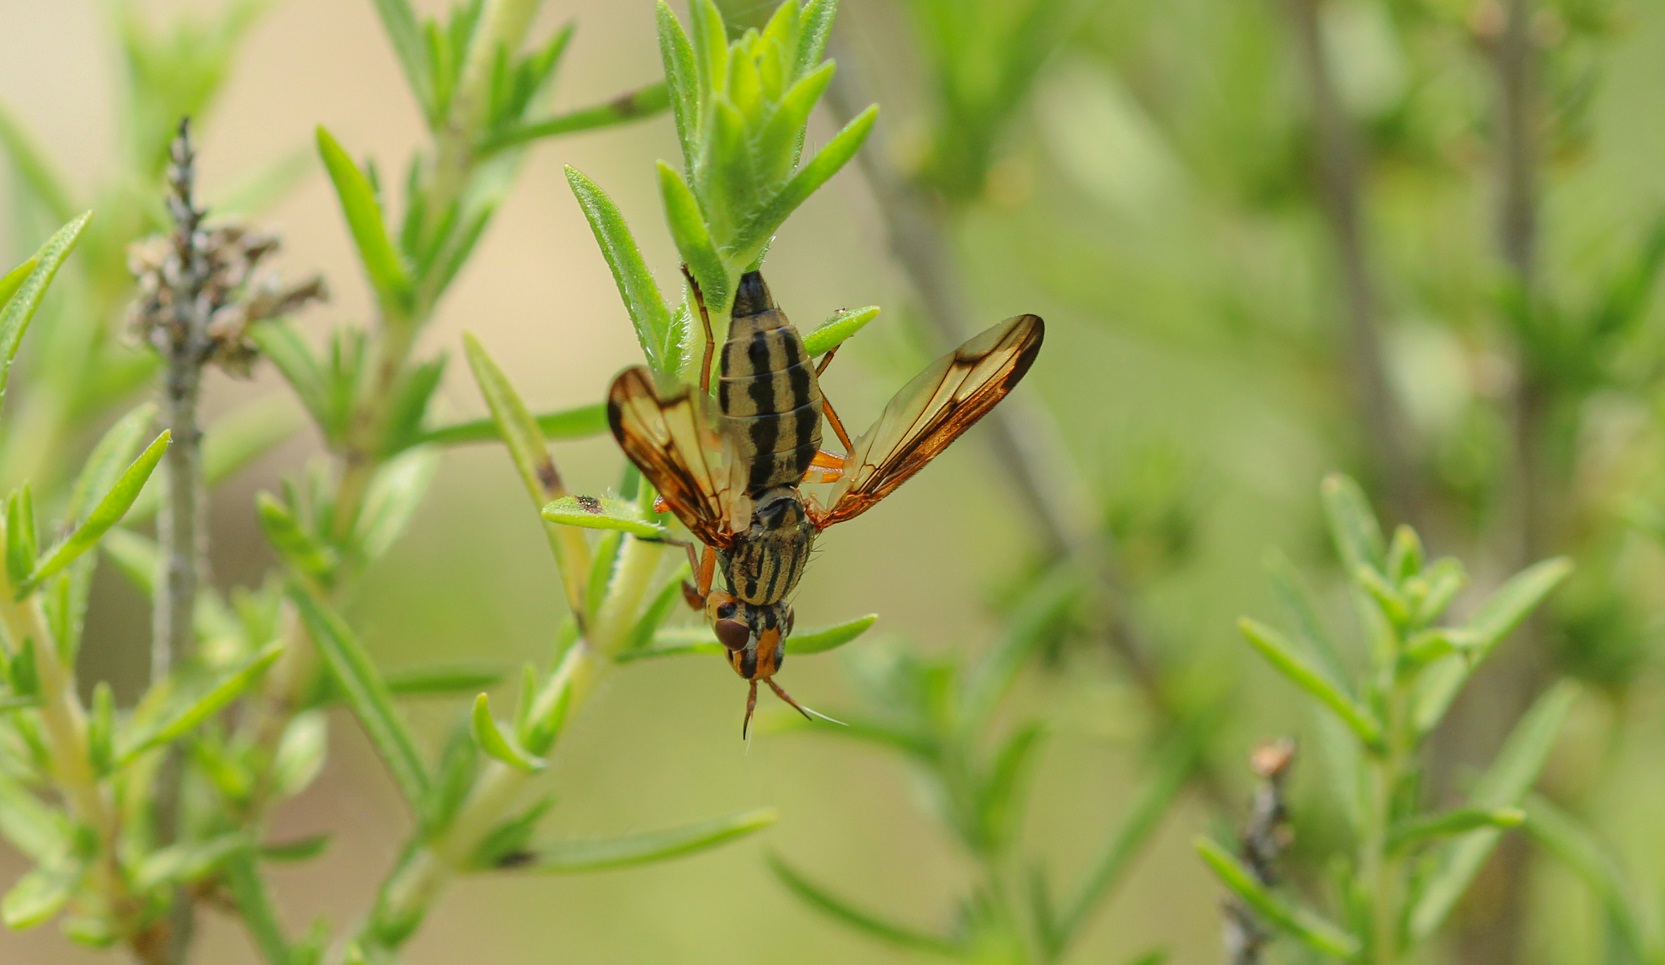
[608,269,1043,736]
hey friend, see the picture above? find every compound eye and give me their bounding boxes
[714,619,750,652]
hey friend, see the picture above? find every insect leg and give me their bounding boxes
[800,449,846,485]
[813,346,858,453]
[742,680,759,739]
[682,264,717,395]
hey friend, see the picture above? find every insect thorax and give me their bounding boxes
[717,272,824,495]
[720,487,817,606]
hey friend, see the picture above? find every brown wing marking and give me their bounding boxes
[818,315,1043,528]
[606,366,742,549]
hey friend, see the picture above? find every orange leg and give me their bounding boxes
[801,449,846,485]
[682,264,717,394]
[681,543,717,611]
[813,347,857,453]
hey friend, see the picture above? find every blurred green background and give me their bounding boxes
[2,0,1665,962]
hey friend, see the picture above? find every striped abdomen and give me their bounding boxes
[717,271,823,495]
[722,488,817,605]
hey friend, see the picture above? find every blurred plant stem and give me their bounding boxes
[1221,740,1293,965]
[1281,0,1418,526]
[1456,0,1550,961]
[822,46,1230,808]
[149,118,210,965]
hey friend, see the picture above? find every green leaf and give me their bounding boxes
[658,161,728,311]
[515,807,777,873]
[1408,682,1577,942]
[291,584,430,808]
[6,486,36,588]
[1387,807,1525,853]
[656,1,700,168]
[1195,837,1362,960]
[1238,618,1382,751]
[978,722,1046,850]
[479,83,670,156]
[471,693,545,773]
[1523,794,1657,964]
[66,404,157,522]
[566,167,677,375]
[463,334,591,613]
[221,850,292,965]
[355,448,439,561]
[0,772,66,864]
[727,106,876,264]
[770,853,966,957]
[415,402,608,448]
[134,832,251,891]
[250,322,334,438]
[377,662,509,698]
[0,859,82,930]
[1320,473,1387,577]
[787,612,878,656]
[802,306,882,359]
[255,493,336,582]
[119,643,285,764]
[316,127,411,318]
[619,613,878,663]
[1414,558,1572,735]
[473,797,555,870]
[25,431,170,591]
[542,496,670,539]
[0,257,37,310]
[261,834,333,863]
[87,681,114,776]
[1454,557,1572,661]
[0,213,91,415]
[371,0,434,124]
[795,0,837,77]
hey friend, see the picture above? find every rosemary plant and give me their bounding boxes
[1200,474,1574,964]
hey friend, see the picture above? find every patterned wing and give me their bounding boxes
[607,366,744,549]
[818,315,1044,528]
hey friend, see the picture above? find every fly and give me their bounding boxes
[608,268,1043,736]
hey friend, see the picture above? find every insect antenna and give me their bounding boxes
[766,678,847,727]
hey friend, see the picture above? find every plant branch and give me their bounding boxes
[0,580,150,961]
[146,117,213,965]
[1283,0,1419,525]
[1222,739,1294,965]
[1453,2,1547,961]
[822,46,1230,808]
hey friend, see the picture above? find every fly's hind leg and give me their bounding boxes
[801,449,845,485]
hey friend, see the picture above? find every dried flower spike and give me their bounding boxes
[128,117,326,378]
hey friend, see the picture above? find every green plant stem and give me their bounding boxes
[0,574,153,961]
[360,638,606,955]
[1452,1,1548,961]
[1282,0,1417,524]
[1363,680,1413,965]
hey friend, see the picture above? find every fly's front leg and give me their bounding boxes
[682,543,718,610]
[813,346,857,453]
[682,264,718,395]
